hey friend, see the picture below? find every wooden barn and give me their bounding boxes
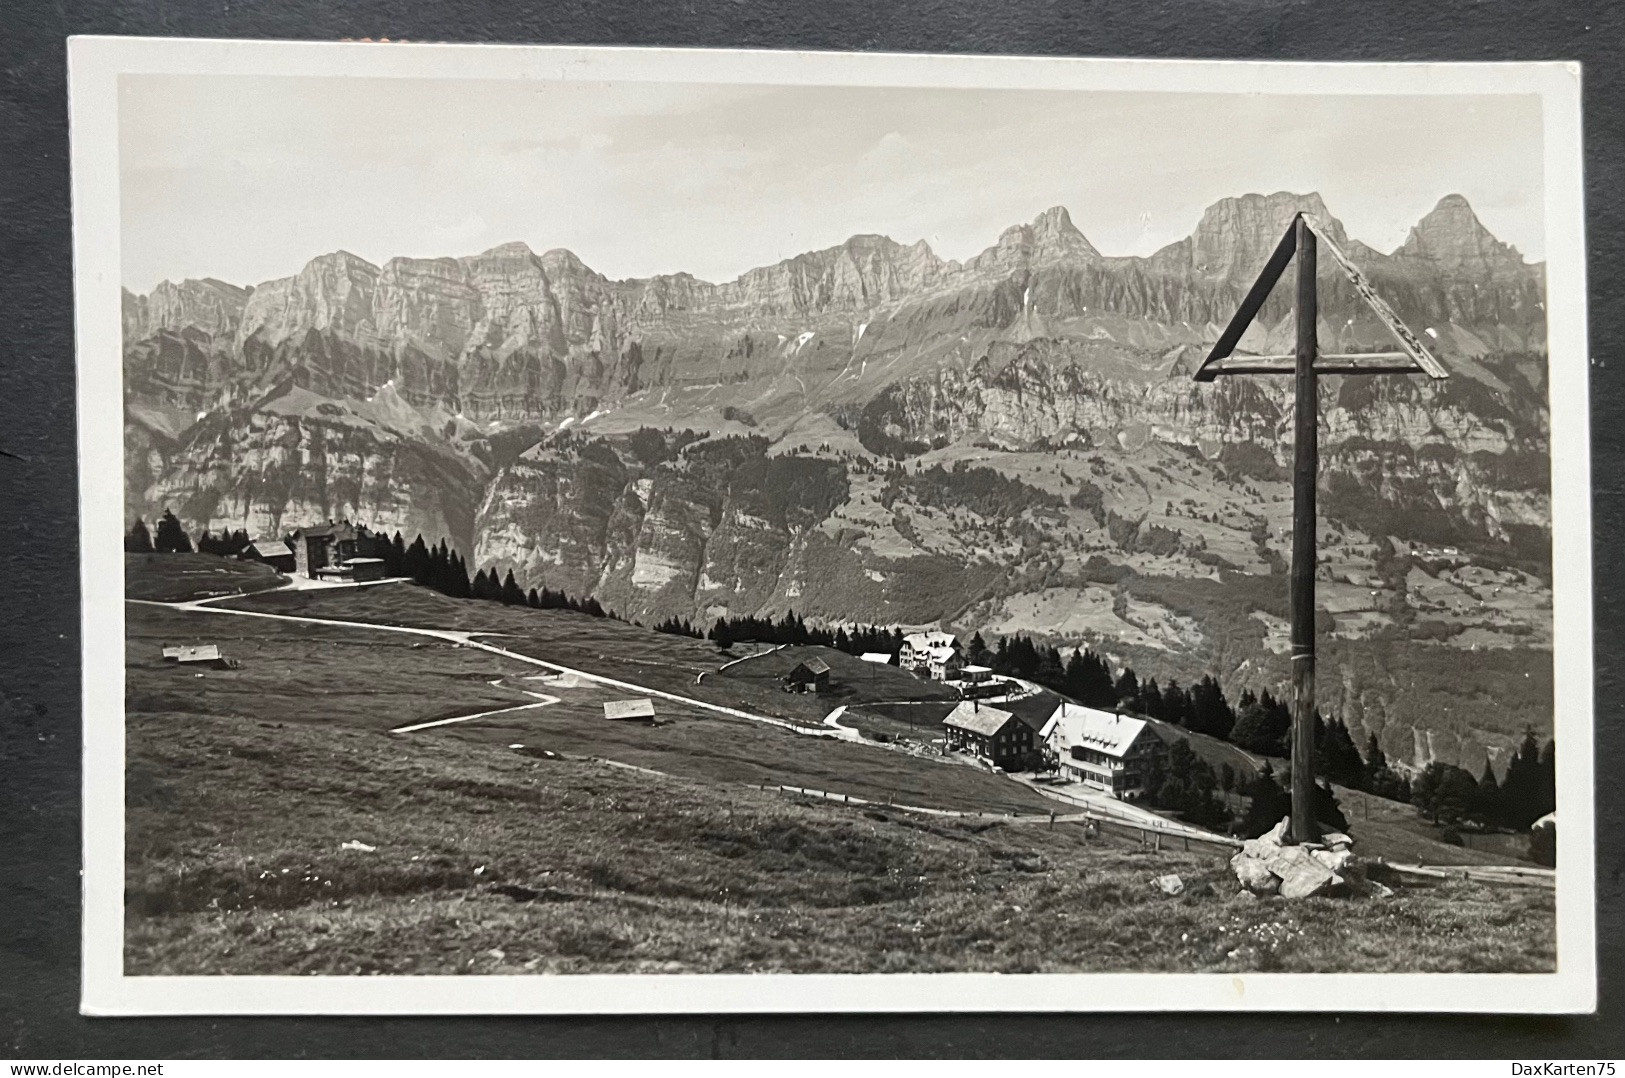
[941,700,1033,770]
[783,657,832,694]
[240,538,296,573]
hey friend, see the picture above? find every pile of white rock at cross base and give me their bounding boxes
[1230,817,1356,898]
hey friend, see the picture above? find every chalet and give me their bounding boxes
[899,631,957,671]
[941,700,1034,770]
[291,522,387,580]
[960,664,993,684]
[924,646,963,682]
[783,657,832,694]
[603,699,656,722]
[240,539,296,574]
[1039,702,1166,800]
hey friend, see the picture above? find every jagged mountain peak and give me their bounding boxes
[539,247,603,281]
[1154,191,1348,279]
[968,203,1102,274]
[476,240,538,260]
[1030,204,1079,237]
[1394,193,1527,272]
[302,249,381,279]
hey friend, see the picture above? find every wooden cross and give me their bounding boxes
[1192,212,1449,844]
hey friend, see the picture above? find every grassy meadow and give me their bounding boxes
[126,564,1557,975]
[125,552,286,602]
[126,709,1556,976]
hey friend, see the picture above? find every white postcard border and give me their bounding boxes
[70,35,1595,1015]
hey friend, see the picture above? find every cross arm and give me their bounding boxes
[1198,351,1430,377]
[1191,221,1298,383]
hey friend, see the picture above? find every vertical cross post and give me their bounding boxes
[1191,210,1448,849]
[1289,216,1319,845]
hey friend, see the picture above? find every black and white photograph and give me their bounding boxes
[69,39,1594,1014]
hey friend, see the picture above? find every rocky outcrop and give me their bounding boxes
[138,400,488,551]
[123,278,249,341]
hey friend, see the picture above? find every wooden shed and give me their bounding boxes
[603,698,656,722]
[784,657,832,694]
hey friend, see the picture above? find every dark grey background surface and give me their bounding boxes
[2,0,1620,1059]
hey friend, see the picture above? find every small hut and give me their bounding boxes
[784,657,832,694]
[240,539,296,573]
[603,699,656,722]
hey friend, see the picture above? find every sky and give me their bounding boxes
[119,74,1546,293]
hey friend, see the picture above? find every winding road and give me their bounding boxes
[131,579,1234,841]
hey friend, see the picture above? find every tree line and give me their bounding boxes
[132,510,1557,834]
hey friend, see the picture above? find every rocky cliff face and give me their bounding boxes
[139,390,488,550]
[124,189,1553,769]
[126,187,1550,630]
[125,194,1546,430]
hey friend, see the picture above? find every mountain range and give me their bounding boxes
[123,190,1553,774]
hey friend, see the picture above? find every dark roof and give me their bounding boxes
[295,522,361,540]
[942,701,1019,737]
[1004,691,1063,733]
[789,657,832,677]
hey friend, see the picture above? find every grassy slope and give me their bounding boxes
[224,585,835,728]
[126,710,1556,976]
[718,645,959,707]
[125,552,286,602]
[130,597,1058,815]
[127,605,536,729]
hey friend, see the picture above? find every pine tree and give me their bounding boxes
[153,509,193,554]
[404,535,429,583]
[1364,734,1388,779]
[1501,728,1544,829]
[1313,779,1350,831]
[1536,739,1556,822]
[709,619,734,650]
[1114,669,1139,709]
[125,518,155,554]
[1240,767,1292,838]
[1413,762,1477,826]
[1137,678,1163,721]
[500,569,526,606]
[1475,759,1505,828]
[387,532,407,576]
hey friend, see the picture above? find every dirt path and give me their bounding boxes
[390,681,563,734]
[130,585,1245,836]
[130,592,866,743]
